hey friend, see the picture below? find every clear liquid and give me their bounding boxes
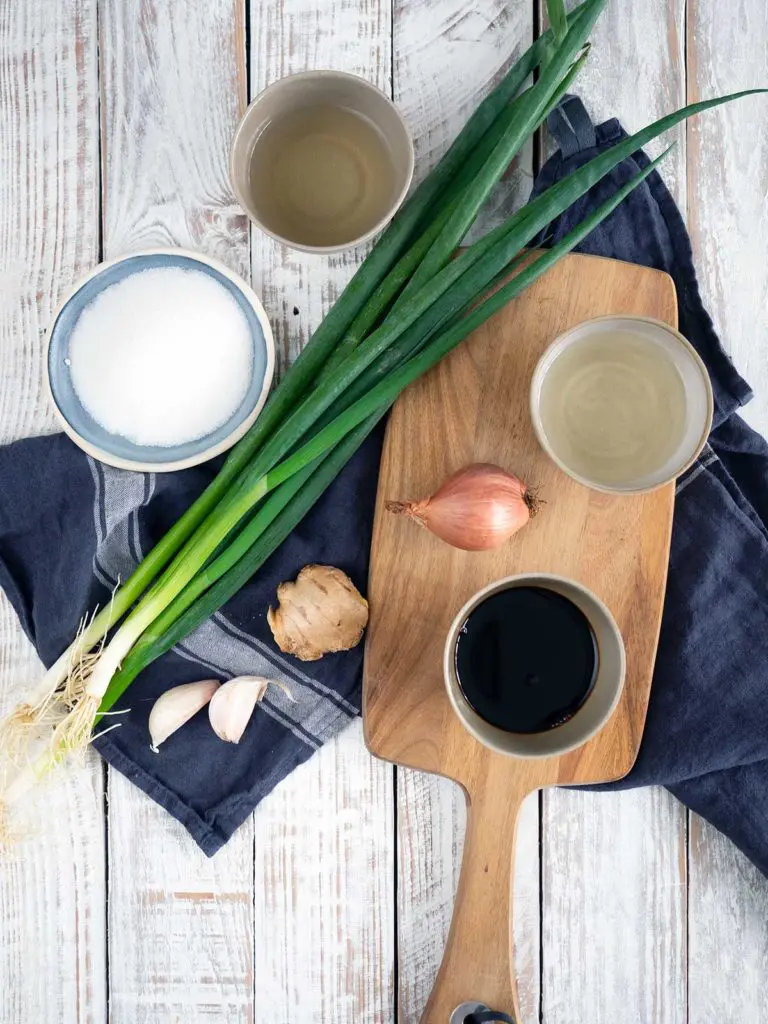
[249,104,398,247]
[539,331,687,486]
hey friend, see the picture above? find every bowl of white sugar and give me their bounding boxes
[46,249,275,472]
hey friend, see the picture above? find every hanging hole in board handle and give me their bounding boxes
[450,1003,516,1024]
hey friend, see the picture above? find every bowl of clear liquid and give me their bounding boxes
[530,315,714,494]
[230,70,414,253]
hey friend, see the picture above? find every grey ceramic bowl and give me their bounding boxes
[530,315,713,494]
[230,70,414,253]
[46,249,275,472]
[443,573,626,759]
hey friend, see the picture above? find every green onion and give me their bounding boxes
[100,149,669,713]
[30,13,583,700]
[99,415,383,713]
[548,0,568,46]
[1,0,763,793]
[397,0,605,303]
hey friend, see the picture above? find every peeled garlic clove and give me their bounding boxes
[208,675,294,744]
[148,679,220,752]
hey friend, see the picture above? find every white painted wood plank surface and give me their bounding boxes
[0,3,106,1024]
[248,3,395,1022]
[252,722,394,1023]
[390,2,539,1019]
[542,789,686,1024]
[99,3,256,1021]
[688,815,768,1023]
[3,2,768,1022]
[687,0,768,436]
[536,6,688,1023]
[686,3,768,1021]
[547,0,688,203]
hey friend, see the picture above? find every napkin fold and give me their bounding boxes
[1,94,767,872]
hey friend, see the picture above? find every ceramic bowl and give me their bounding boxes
[46,249,275,472]
[230,70,414,253]
[443,573,626,759]
[529,315,714,494]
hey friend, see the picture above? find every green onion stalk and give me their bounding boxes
[1,0,764,791]
[7,1,596,723]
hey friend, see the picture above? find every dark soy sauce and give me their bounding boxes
[454,586,598,734]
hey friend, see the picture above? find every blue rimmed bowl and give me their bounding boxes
[45,249,275,472]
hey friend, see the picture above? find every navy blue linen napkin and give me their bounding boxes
[0,428,382,854]
[2,94,768,870]
[533,96,768,874]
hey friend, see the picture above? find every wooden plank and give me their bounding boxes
[686,0,768,435]
[248,3,395,1022]
[397,775,540,1024]
[390,3,537,1018]
[688,816,768,1022]
[686,4,768,1020]
[542,0,688,205]
[107,771,255,1022]
[538,4,688,1022]
[252,721,394,1023]
[0,1,106,1022]
[542,788,686,1023]
[98,3,256,1021]
[249,0,393,380]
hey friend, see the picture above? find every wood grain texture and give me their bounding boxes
[542,787,686,1024]
[686,5,768,1021]
[252,721,394,1023]
[686,0,768,436]
[688,814,768,1022]
[107,771,255,1023]
[248,5,396,1022]
[249,0,392,381]
[98,3,255,1021]
[536,8,690,1022]
[0,0,100,441]
[365,253,677,1021]
[100,0,249,273]
[395,0,534,238]
[544,0,687,206]
[390,4,539,1017]
[0,3,106,1023]
[396,774,542,1023]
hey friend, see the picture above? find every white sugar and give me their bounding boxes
[69,267,254,447]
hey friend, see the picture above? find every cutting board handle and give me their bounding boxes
[419,764,534,1024]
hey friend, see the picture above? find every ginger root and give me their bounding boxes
[267,564,369,662]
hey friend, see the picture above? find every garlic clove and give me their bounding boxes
[148,679,220,752]
[208,675,295,744]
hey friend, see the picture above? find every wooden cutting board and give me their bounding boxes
[363,253,677,1023]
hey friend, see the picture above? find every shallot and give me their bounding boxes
[386,463,538,551]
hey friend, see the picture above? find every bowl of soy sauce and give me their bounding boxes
[443,574,625,758]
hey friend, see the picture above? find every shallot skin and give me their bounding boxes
[385,463,537,551]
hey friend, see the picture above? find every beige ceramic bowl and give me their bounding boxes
[443,573,626,759]
[530,315,714,494]
[230,70,414,253]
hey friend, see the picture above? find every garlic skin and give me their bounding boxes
[208,676,295,744]
[148,679,220,752]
